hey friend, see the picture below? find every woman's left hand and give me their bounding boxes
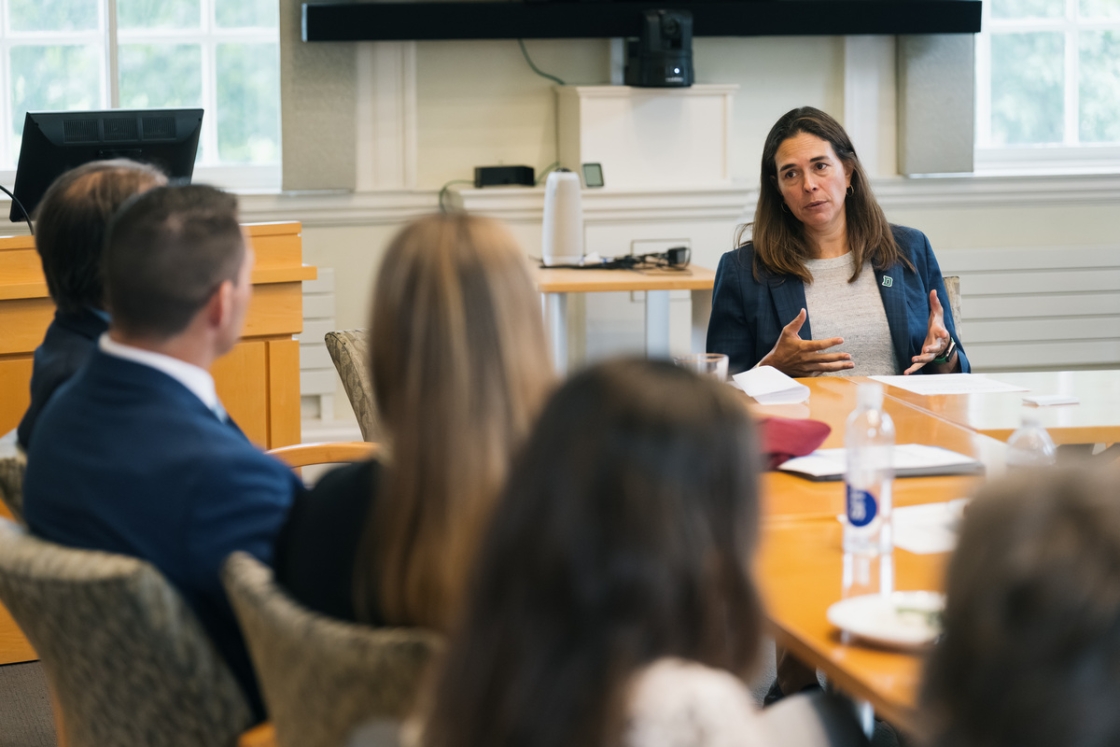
[904,290,954,375]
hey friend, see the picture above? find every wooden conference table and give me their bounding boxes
[879,370,1120,446]
[533,265,716,373]
[754,371,1120,735]
[752,376,1004,735]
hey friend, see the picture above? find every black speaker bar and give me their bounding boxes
[303,1,981,42]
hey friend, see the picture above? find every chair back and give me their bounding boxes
[324,330,382,442]
[268,441,378,470]
[222,552,443,747]
[943,275,963,339]
[0,453,26,522]
[0,519,253,747]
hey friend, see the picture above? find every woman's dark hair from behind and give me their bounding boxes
[741,106,910,284]
[921,466,1120,747]
[423,358,764,747]
[34,159,167,314]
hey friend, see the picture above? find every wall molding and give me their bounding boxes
[871,173,1120,210]
[237,190,437,227]
[230,172,1120,229]
[1,172,1105,233]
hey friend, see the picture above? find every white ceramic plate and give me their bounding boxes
[827,591,945,650]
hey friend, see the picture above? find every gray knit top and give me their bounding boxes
[803,254,900,376]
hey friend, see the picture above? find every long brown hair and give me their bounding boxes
[423,359,764,747]
[741,106,910,283]
[354,213,554,630]
[921,467,1120,747]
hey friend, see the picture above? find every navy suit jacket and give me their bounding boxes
[17,307,108,450]
[706,225,970,376]
[24,349,302,721]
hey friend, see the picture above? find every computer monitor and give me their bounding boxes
[9,108,203,223]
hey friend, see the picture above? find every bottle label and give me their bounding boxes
[846,485,878,528]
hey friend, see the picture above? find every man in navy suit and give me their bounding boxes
[24,185,302,721]
[16,159,166,450]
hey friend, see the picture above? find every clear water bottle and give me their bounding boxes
[1006,412,1056,468]
[845,383,895,554]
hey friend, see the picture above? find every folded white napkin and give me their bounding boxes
[733,366,810,405]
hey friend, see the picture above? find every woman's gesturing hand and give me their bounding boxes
[904,289,955,375]
[759,308,854,377]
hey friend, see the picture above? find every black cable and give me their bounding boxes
[541,249,691,271]
[0,185,33,236]
[535,162,560,185]
[438,179,474,214]
[518,39,565,87]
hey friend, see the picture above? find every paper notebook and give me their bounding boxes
[777,444,984,482]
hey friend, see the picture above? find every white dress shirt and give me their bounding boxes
[98,333,224,419]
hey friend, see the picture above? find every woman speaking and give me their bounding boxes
[707,107,969,377]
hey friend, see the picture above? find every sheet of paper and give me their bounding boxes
[870,374,1030,396]
[892,499,969,554]
[778,444,982,480]
[733,365,810,405]
[1022,394,1080,407]
[835,499,967,553]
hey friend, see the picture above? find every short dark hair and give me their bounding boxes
[33,159,167,314]
[921,466,1120,747]
[423,358,764,747]
[103,184,244,339]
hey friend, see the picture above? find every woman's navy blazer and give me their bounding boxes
[706,225,970,376]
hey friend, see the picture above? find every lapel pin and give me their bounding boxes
[881,276,893,287]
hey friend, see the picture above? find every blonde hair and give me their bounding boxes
[354,213,554,630]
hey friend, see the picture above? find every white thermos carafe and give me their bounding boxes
[541,170,584,266]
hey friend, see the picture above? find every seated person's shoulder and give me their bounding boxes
[625,658,766,747]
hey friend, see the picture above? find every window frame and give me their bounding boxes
[0,0,280,192]
[975,0,1120,174]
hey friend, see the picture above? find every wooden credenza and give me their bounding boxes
[0,222,315,449]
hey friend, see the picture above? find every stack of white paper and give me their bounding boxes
[733,366,810,405]
[893,499,969,554]
[778,444,984,482]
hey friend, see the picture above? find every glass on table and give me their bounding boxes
[673,353,729,382]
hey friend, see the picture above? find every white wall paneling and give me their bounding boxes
[556,85,739,189]
[298,268,339,421]
[842,36,897,179]
[938,245,1120,370]
[355,41,418,191]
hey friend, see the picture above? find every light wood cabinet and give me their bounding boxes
[0,222,315,448]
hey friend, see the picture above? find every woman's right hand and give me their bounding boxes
[758,308,854,377]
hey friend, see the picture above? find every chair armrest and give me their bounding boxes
[238,722,277,747]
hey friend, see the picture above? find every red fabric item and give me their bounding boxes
[760,416,831,470]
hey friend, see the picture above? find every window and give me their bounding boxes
[0,0,280,188]
[975,0,1120,173]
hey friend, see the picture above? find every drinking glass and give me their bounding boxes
[673,353,729,382]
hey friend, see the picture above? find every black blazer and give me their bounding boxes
[273,459,384,625]
[17,307,108,450]
[706,225,969,375]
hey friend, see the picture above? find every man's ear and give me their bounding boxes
[205,280,234,329]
